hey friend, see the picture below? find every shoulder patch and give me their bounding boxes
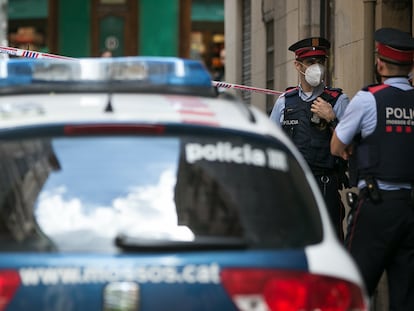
[284,87,299,97]
[323,87,343,98]
[366,84,389,94]
[362,83,379,91]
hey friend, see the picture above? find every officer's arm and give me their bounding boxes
[269,96,285,126]
[333,93,350,120]
[331,131,352,160]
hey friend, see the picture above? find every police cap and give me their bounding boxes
[288,37,330,60]
[375,28,414,65]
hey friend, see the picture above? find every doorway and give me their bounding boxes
[91,0,138,57]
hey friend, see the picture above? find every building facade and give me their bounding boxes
[8,0,183,57]
[6,0,224,75]
[224,0,414,114]
[224,2,413,309]
[7,0,413,114]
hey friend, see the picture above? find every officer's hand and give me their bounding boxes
[311,97,335,122]
[341,144,353,160]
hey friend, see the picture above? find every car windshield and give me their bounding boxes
[0,133,322,252]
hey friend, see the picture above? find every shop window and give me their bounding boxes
[8,25,46,52]
[8,0,50,53]
[190,0,224,78]
[190,30,224,80]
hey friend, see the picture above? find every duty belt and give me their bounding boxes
[360,187,414,204]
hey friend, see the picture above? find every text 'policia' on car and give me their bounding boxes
[0,56,368,311]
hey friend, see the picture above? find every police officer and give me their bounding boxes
[270,37,349,241]
[331,27,414,310]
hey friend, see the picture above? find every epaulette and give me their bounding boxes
[319,87,343,104]
[362,83,380,91]
[283,86,299,97]
[323,87,343,99]
[364,83,389,94]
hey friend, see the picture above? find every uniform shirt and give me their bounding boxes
[270,83,349,126]
[335,77,413,190]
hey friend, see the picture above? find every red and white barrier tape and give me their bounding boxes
[0,46,76,60]
[212,81,283,96]
[0,46,283,96]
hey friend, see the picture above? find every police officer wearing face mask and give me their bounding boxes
[331,27,414,310]
[270,37,350,241]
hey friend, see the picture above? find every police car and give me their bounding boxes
[0,56,367,310]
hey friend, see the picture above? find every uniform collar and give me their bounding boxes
[383,77,410,85]
[298,83,325,100]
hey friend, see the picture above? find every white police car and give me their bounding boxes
[0,56,368,310]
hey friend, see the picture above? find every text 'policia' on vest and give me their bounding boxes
[347,28,414,189]
[349,83,414,186]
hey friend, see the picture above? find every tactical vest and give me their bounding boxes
[282,87,342,173]
[350,84,414,184]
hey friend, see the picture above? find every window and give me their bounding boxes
[0,134,322,252]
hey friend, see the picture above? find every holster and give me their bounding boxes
[364,176,382,204]
[361,178,414,206]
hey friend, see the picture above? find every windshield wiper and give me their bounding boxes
[114,234,249,252]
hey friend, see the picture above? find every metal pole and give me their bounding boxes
[0,0,7,60]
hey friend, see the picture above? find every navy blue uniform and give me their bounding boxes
[271,36,350,241]
[334,77,414,309]
[271,85,349,240]
[331,26,414,310]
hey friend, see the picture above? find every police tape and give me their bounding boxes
[212,81,283,96]
[0,46,283,96]
[0,45,76,60]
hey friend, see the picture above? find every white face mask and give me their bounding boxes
[301,63,325,87]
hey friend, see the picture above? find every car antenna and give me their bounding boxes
[104,93,113,112]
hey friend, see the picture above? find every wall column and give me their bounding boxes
[364,0,376,85]
[0,0,7,59]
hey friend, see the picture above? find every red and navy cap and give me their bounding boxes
[288,37,330,60]
[375,28,414,65]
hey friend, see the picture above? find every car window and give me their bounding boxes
[0,133,322,252]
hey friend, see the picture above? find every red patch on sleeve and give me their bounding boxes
[367,84,389,94]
